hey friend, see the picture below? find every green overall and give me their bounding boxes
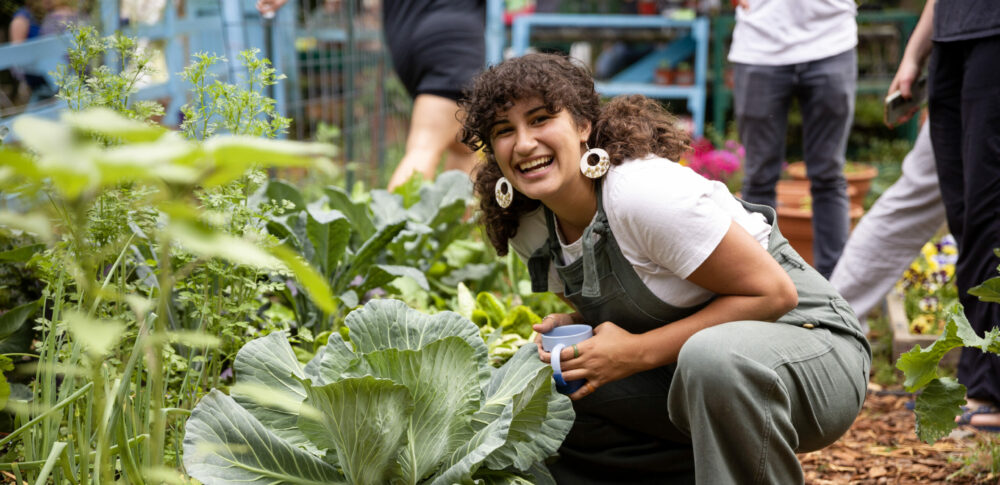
[528,181,871,484]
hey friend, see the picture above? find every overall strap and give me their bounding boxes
[529,178,610,297]
[580,178,610,297]
[527,208,562,293]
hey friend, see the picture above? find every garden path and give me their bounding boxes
[799,388,998,484]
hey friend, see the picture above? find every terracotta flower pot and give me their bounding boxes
[654,67,675,85]
[674,69,694,86]
[785,161,878,208]
[775,180,862,266]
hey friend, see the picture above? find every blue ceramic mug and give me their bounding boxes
[541,324,593,394]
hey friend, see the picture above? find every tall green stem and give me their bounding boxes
[149,236,172,469]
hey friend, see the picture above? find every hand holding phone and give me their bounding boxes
[884,77,927,128]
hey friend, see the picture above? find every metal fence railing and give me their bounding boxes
[0,0,412,186]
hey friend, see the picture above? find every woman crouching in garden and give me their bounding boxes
[459,53,871,484]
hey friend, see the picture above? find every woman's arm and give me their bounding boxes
[555,220,797,399]
[10,14,30,43]
[633,220,797,369]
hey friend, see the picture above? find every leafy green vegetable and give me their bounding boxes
[897,303,1000,443]
[183,299,573,484]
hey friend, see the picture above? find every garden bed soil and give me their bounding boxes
[798,390,997,484]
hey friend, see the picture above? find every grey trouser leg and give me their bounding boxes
[829,123,945,327]
[668,323,867,485]
[734,49,856,278]
[732,62,793,209]
[799,50,856,279]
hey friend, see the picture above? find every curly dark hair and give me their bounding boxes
[459,53,690,255]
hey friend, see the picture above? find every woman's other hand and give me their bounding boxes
[544,321,647,401]
[534,312,577,360]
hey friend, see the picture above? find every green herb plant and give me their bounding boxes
[897,249,1000,448]
[0,108,336,483]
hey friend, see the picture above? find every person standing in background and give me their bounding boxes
[890,0,1000,432]
[728,0,857,279]
[255,0,485,191]
[381,0,484,190]
[829,123,944,334]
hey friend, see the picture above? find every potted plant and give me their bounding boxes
[654,60,675,85]
[785,161,878,208]
[673,61,694,86]
[774,180,863,266]
[888,235,961,368]
[680,137,743,194]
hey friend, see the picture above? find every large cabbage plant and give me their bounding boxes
[183,299,574,484]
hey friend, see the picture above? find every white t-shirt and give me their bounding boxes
[727,0,857,66]
[509,155,772,308]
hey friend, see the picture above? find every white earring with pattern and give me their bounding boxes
[580,145,610,179]
[495,177,513,208]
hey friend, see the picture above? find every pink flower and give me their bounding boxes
[686,137,744,184]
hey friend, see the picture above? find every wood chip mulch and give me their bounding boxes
[798,390,998,484]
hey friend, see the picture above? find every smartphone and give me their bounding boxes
[884,77,927,128]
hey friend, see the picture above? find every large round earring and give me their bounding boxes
[580,145,610,179]
[495,177,513,208]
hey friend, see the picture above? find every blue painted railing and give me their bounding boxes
[0,0,266,140]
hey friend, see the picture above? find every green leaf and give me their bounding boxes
[343,300,489,373]
[299,377,412,485]
[479,344,574,471]
[896,305,990,392]
[969,276,1000,303]
[409,171,473,225]
[229,332,319,455]
[0,354,13,410]
[64,311,126,357]
[346,338,481,483]
[169,221,284,271]
[457,283,476,320]
[477,292,507,328]
[913,377,967,444]
[183,390,346,485]
[269,244,337,317]
[266,179,307,213]
[202,136,334,187]
[471,309,491,328]
[150,330,222,348]
[430,402,514,485]
[324,186,375,240]
[0,299,40,354]
[96,133,202,185]
[369,190,407,228]
[0,146,41,180]
[0,211,53,241]
[502,306,541,339]
[311,333,358,385]
[336,220,406,288]
[353,266,398,298]
[305,202,351,278]
[474,469,543,485]
[376,264,430,291]
[63,108,167,142]
[0,243,45,262]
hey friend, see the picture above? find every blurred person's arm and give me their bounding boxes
[256,0,289,17]
[9,13,30,43]
[889,0,935,99]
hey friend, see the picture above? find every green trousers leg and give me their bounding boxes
[668,322,869,485]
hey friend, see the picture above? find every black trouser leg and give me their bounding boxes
[929,35,1000,405]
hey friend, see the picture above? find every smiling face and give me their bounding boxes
[489,97,592,206]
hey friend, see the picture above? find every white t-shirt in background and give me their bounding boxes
[727,0,857,66]
[509,155,771,308]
